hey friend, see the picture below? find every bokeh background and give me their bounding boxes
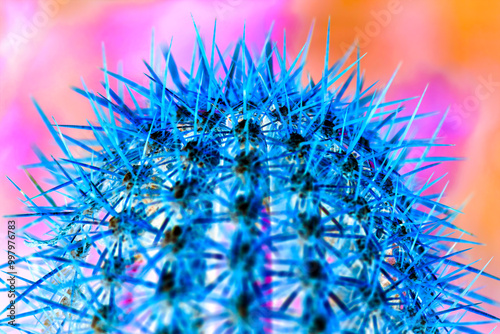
[1,0,500,326]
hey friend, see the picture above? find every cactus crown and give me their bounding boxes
[3,23,499,333]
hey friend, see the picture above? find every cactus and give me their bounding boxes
[3,24,499,333]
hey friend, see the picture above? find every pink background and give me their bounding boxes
[1,0,499,322]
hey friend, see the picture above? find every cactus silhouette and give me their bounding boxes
[3,23,499,333]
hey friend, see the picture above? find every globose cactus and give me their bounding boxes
[2,24,499,333]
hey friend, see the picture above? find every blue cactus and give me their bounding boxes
[2,22,499,333]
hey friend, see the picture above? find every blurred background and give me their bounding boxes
[1,0,500,323]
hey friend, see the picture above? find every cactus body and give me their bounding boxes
[3,26,499,333]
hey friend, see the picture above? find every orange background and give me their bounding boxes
[1,0,499,321]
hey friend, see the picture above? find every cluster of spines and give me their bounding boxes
[1,22,499,334]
